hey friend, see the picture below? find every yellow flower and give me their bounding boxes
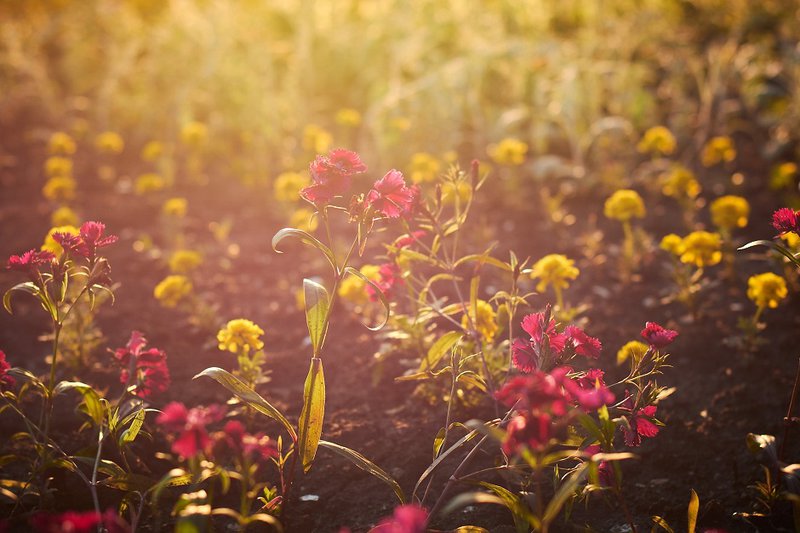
[661,164,700,200]
[441,181,472,205]
[637,126,676,156]
[487,138,528,166]
[181,122,208,148]
[302,124,332,153]
[616,340,649,366]
[163,197,188,218]
[389,117,411,131]
[44,156,73,178]
[680,231,722,268]
[274,172,310,203]
[461,299,498,342]
[169,250,203,274]
[604,189,645,222]
[42,225,79,256]
[51,206,79,227]
[141,140,164,162]
[781,232,800,249]
[48,132,76,156]
[530,254,579,292]
[710,195,749,231]
[770,162,797,190]
[42,176,77,202]
[217,318,265,354]
[701,136,736,167]
[747,272,788,309]
[335,108,362,127]
[154,275,193,308]
[408,152,441,184]
[289,208,319,233]
[135,173,166,195]
[95,131,124,154]
[338,265,380,306]
[659,234,685,256]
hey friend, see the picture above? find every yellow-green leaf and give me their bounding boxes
[298,358,325,472]
[303,279,330,356]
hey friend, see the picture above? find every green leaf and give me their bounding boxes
[319,440,405,504]
[688,489,699,533]
[651,516,675,533]
[298,358,325,472]
[739,240,800,267]
[475,481,537,533]
[344,266,390,330]
[303,279,330,356]
[543,463,588,525]
[4,282,56,320]
[55,381,104,426]
[453,254,512,272]
[433,427,446,459]
[100,473,157,492]
[193,367,296,441]
[120,408,145,446]
[419,331,462,371]
[272,228,338,273]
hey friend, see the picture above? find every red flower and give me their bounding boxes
[563,369,614,411]
[584,444,612,487]
[565,325,602,358]
[0,351,15,391]
[31,509,129,533]
[214,420,279,463]
[301,149,367,206]
[521,312,567,354]
[7,249,55,278]
[641,322,678,349]
[496,369,570,415]
[620,395,660,447]
[392,230,426,250]
[370,504,428,533]
[511,338,538,373]
[113,332,170,398]
[366,169,416,218]
[367,263,404,302]
[502,412,554,455]
[773,207,800,235]
[156,402,225,458]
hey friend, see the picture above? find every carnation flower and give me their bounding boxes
[773,208,800,236]
[564,325,602,359]
[113,331,170,398]
[563,369,614,411]
[366,169,416,218]
[641,322,678,349]
[7,249,56,278]
[620,396,660,447]
[371,504,428,533]
[521,311,567,355]
[156,402,225,458]
[300,149,367,206]
[747,272,788,310]
[31,508,129,533]
[213,420,279,463]
[502,412,554,455]
[217,319,265,354]
[0,350,15,390]
[366,263,404,302]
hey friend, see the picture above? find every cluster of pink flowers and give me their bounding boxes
[368,504,428,533]
[0,350,14,390]
[773,207,800,236]
[511,309,602,373]
[30,509,129,533]
[212,420,279,463]
[112,331,170,399]
[366,263,404,302]
[52,221,118,261]
[156,402,225,458]
[619,393,660,447]
[6,249,56,280]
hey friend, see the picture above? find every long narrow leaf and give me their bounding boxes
[272,228,338,273]
[319,440,405,503]
[303,279,330,356]
[419,331,462,371]
[298,358,325,472]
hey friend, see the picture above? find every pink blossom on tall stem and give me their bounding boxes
[0,350,15,390]
[366,169,416,218]
[369,504,428,533]
[565,325,602,359]
[6,249,55,279]
[773,207,800,235]
[640,322,678,350]
[367,263,404,302]
[619,394,660,447]
[521,311,567,354]
[113,331,170,398]
[156,402,225,458]
[301,149,367,206]
[563,369,614,411]
[31,509,129,533]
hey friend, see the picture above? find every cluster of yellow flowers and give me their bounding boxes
[43,132,80,227]
[181,121,208,149]
[661,231,722,268]
[661,164,700,200]
[441,180,472,205]
[169,250,203,274]
[154,275,193,308]
[41,225,79,257]
[637,126,676,156]
[530,254,579,293]
[461,299,498,342]
[162,197,188,218]
[274,172,310,203]
[487,138,528,166]
[135,172,166,195]
[289,208,319,233]
[217,318,265,354]
[335,108,362,128]
[141,140,164,162]
[408,152,441,183]
[616,340,649,365]
[709,195,749,232]
[747,272,787,310]
[95,131,124,154]
[701,136,736,167]
[303,124,333,153]
[604,189,646,222]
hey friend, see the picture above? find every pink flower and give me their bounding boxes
[620,395,660,447]
[773,207,800,235]
[113,332,170,398]
[502,412,554,455]
[367,263,404,302]
[370,504,428,533]
[563,369,614,411]
[392,230,426,250]
[521,312,567,354]
[584,444,612,487]
[511,338,538,373]
[31,509,129,533]
[53,222,117,260]
[0,351,15,391]
[7,249,55,278]
[640,322,678,349]
[214,421,279,463]
[301,149,367,205]
[366,169,416,218]
[496,369,570,416]
[156,402,225,458]
[565,325,602,358]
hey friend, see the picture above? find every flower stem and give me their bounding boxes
[780,355,800,461]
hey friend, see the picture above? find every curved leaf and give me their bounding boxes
[475,481,536,533]
[419,331,462,371]
[453,254,511,272]
[272,228,337,273]
[298,358,325,472]
[344,266,390,330]
[688,489,699,533]
[319,440,405,503]
[55,381,104,426]
[193,367,296,441]
[303,279,330,356]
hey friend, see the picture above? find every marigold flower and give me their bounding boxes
[604,189,645,222]
[300,149,367,206]
[408,152,441,183]
[51,206,79,227]
[372,504,428,533]
[48,131,76,156]
[113,331,170,398]
[661,164,700,199]
[217,318,265,354]
[461,299,498,342]
[747,272,788,310]
[335,108,362,127]
[637,126,676,156]
[641,322,678,349]
[274,172,310,203]
[782,231,800,249]
[135,173,166,195]
[42,225,79,256]
[181,121,208,148]
[169,250,203,274]
[95,131,124,154]
[659,233,684,256]
[701,136,736,167]
[770,162,798,189]
[163,197,188,218]
[156,402,225,458]
[42,175,77,202]
[289,207,319,232]
[616,340,649,365]
[141,140,164,161]
[710,195,749,231]
[302,124,333,153]
[44,156,73,178]
[773,207,800,236]
[530,254,579,292]
[488,137,528,166]
[154,275,192,308]
[367,169,416,218]
[680,230,722,267]
[0,351,15,390]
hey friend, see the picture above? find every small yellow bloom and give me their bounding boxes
[701,136,736,167]
[408,152,441,184]
[302,124,333,153]
[747,272,788,309]
[335,108,362,127]
[181,122,208,148]
[710,195,749,231]
[661,165,700,200]
[95,131,124,154]
[154,275,193,308]
[338,264,380,306]
[781,232,800,249]
[616,340,649,366]
[42,225,79,256]
[680,231,722,268]
[141,140,164,162]
[48,132,76,156]
[289,208,319,233]
[487,138,528,166]
[461,299,498,342]
[604,189,646,222]
[135,173,166,195]
[44,156,73,178]
[163,197,188,218]
[659,234,685,256]
[217,318,265,354]
[169,250,203,274]
[274,172,310,203]
[441,181,472,205]
[530,254,579,292]
[770,162,797,190]
[51,206,79,227]
[637,126,676,156]
[42,176,77,202]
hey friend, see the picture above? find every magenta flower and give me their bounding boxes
[565,325,602,358]
[521,311,568,354]
[563,369,614,411]
[113,331,170,398]
[301,149,367,206]
[370,504,428,533]
[367,263,404,302]
[511,338,538,373]
[773,207,800,235]
[214,420,279,463]
[640,322,678,349]
[7,249,55,278]
[366,169,416,218]
[620,395,660,447]
[584,444,612,487]
[0,351,15,390]
[156,402,225,458]
[392,230,426,250]
[496,369,570,416]
[502,412,554,455]
[31,509,129,533]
